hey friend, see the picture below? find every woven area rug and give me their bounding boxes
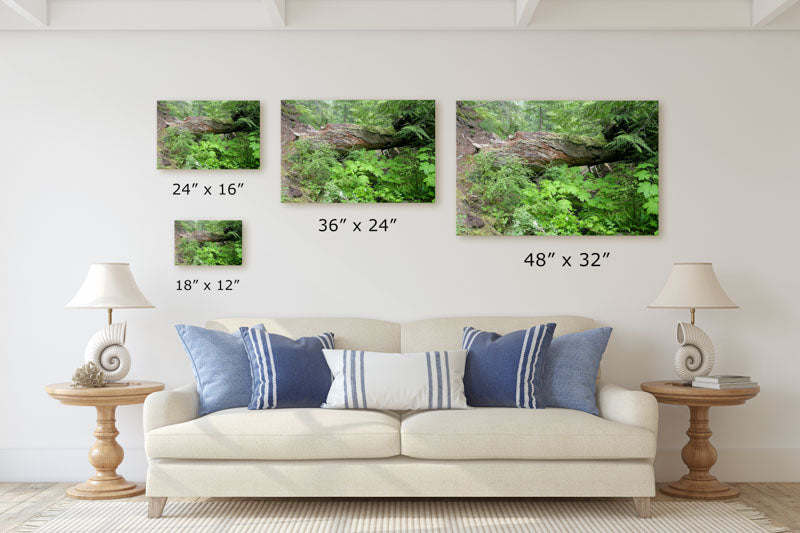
[16,499,788,533]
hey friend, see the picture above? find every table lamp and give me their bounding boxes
[648,262,738,382]
[66,263,154,383]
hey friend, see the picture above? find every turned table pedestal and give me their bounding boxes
[640,380,759,500]
[45,381,164,500]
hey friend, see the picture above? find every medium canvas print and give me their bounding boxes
[157,100,260,169]
[174,220,243,266]
[456,100,659,236]
[281,100,435,203]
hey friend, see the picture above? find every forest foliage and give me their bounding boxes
[458,100,659,236]
[282,100,435,203]
[158,101,260,170]
[174,220,243,266]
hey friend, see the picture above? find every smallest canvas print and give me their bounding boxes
[174,220,243,266]
[157,100,260,169]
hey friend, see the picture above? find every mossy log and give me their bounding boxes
[478,131,620,171]
[456,101,621,170]
[290,124,419,153]
[162,116,248,135]
[177,232,234,244]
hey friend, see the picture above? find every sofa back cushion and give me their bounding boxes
[400,316,595,353]
[208,316,596,358]
[208,317,401,352]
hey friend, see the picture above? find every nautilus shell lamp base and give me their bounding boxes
[85,321,132,383]
[674,320,715,382]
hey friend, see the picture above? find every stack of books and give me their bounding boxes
[692,375,758,389]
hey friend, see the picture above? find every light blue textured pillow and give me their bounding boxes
[175,324,264,416]
[240,327,334,409]
[462,324,556,408]
[542,327,613,415]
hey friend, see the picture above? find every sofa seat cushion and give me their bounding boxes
[400,408,655,460]
[146,407,400,460]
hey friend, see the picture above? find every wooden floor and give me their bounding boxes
[0,482,798,532]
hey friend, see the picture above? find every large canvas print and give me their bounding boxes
[158,100,260,169]
[174,220,243,266]
[281,100,435,203]
[456,100,659,236]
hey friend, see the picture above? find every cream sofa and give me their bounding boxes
[144,316,658,518]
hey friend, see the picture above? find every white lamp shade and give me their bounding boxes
[648,262,738,309]
[66,263,154,309]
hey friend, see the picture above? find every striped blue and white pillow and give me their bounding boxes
[462,323,556,408]
[321,349,468,410]
[240,327,334,409]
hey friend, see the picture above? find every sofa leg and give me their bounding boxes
[632,497,651,518]
[148,497,167,518]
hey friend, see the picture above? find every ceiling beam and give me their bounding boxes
[752,0,800,26]
[1,0,47,26]
[516,0,540,27]
[285,0,512,29]
[530,0,751,30]
[264,0,286,26]
[1,0,795,31]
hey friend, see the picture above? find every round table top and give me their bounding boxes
[45,381,165,407]
[641,380,759,407]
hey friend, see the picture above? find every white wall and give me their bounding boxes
[1,30,798,483]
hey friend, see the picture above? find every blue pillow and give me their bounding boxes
[175,324,265,416]
[542,327,613,415]
[462,323,556,408]
[240,327,334,409]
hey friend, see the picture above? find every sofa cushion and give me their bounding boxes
[175,323,265,416]
[542,327,613,415]
[322,349,468,410]
[240,327,334,410]
[146,408,400,460]
[400,408,655,460]
[462,324,556,408]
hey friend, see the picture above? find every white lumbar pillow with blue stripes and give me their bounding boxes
[321,349,468,410]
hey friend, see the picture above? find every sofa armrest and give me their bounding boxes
[143,383,199,433]
[596,380,658,435]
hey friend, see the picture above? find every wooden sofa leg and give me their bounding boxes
[633,497,651,518]
[148,497,167,518]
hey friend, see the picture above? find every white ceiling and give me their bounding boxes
[1,0,799,30]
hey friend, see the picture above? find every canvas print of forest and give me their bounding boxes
[457,100,659,236]
[281,100,435,203]
[158,100,260,169]
[174,220,243,266]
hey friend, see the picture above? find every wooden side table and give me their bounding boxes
[641,380,759,500]
[45,381,164,500]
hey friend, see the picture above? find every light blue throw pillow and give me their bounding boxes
[240,327,334,409]
[175,324,265,416]
[542,327,613,415]
[462,323,556,408]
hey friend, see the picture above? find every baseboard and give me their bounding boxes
[0,448,148,482]
[654,448,800,482]
[2,448,799,483]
